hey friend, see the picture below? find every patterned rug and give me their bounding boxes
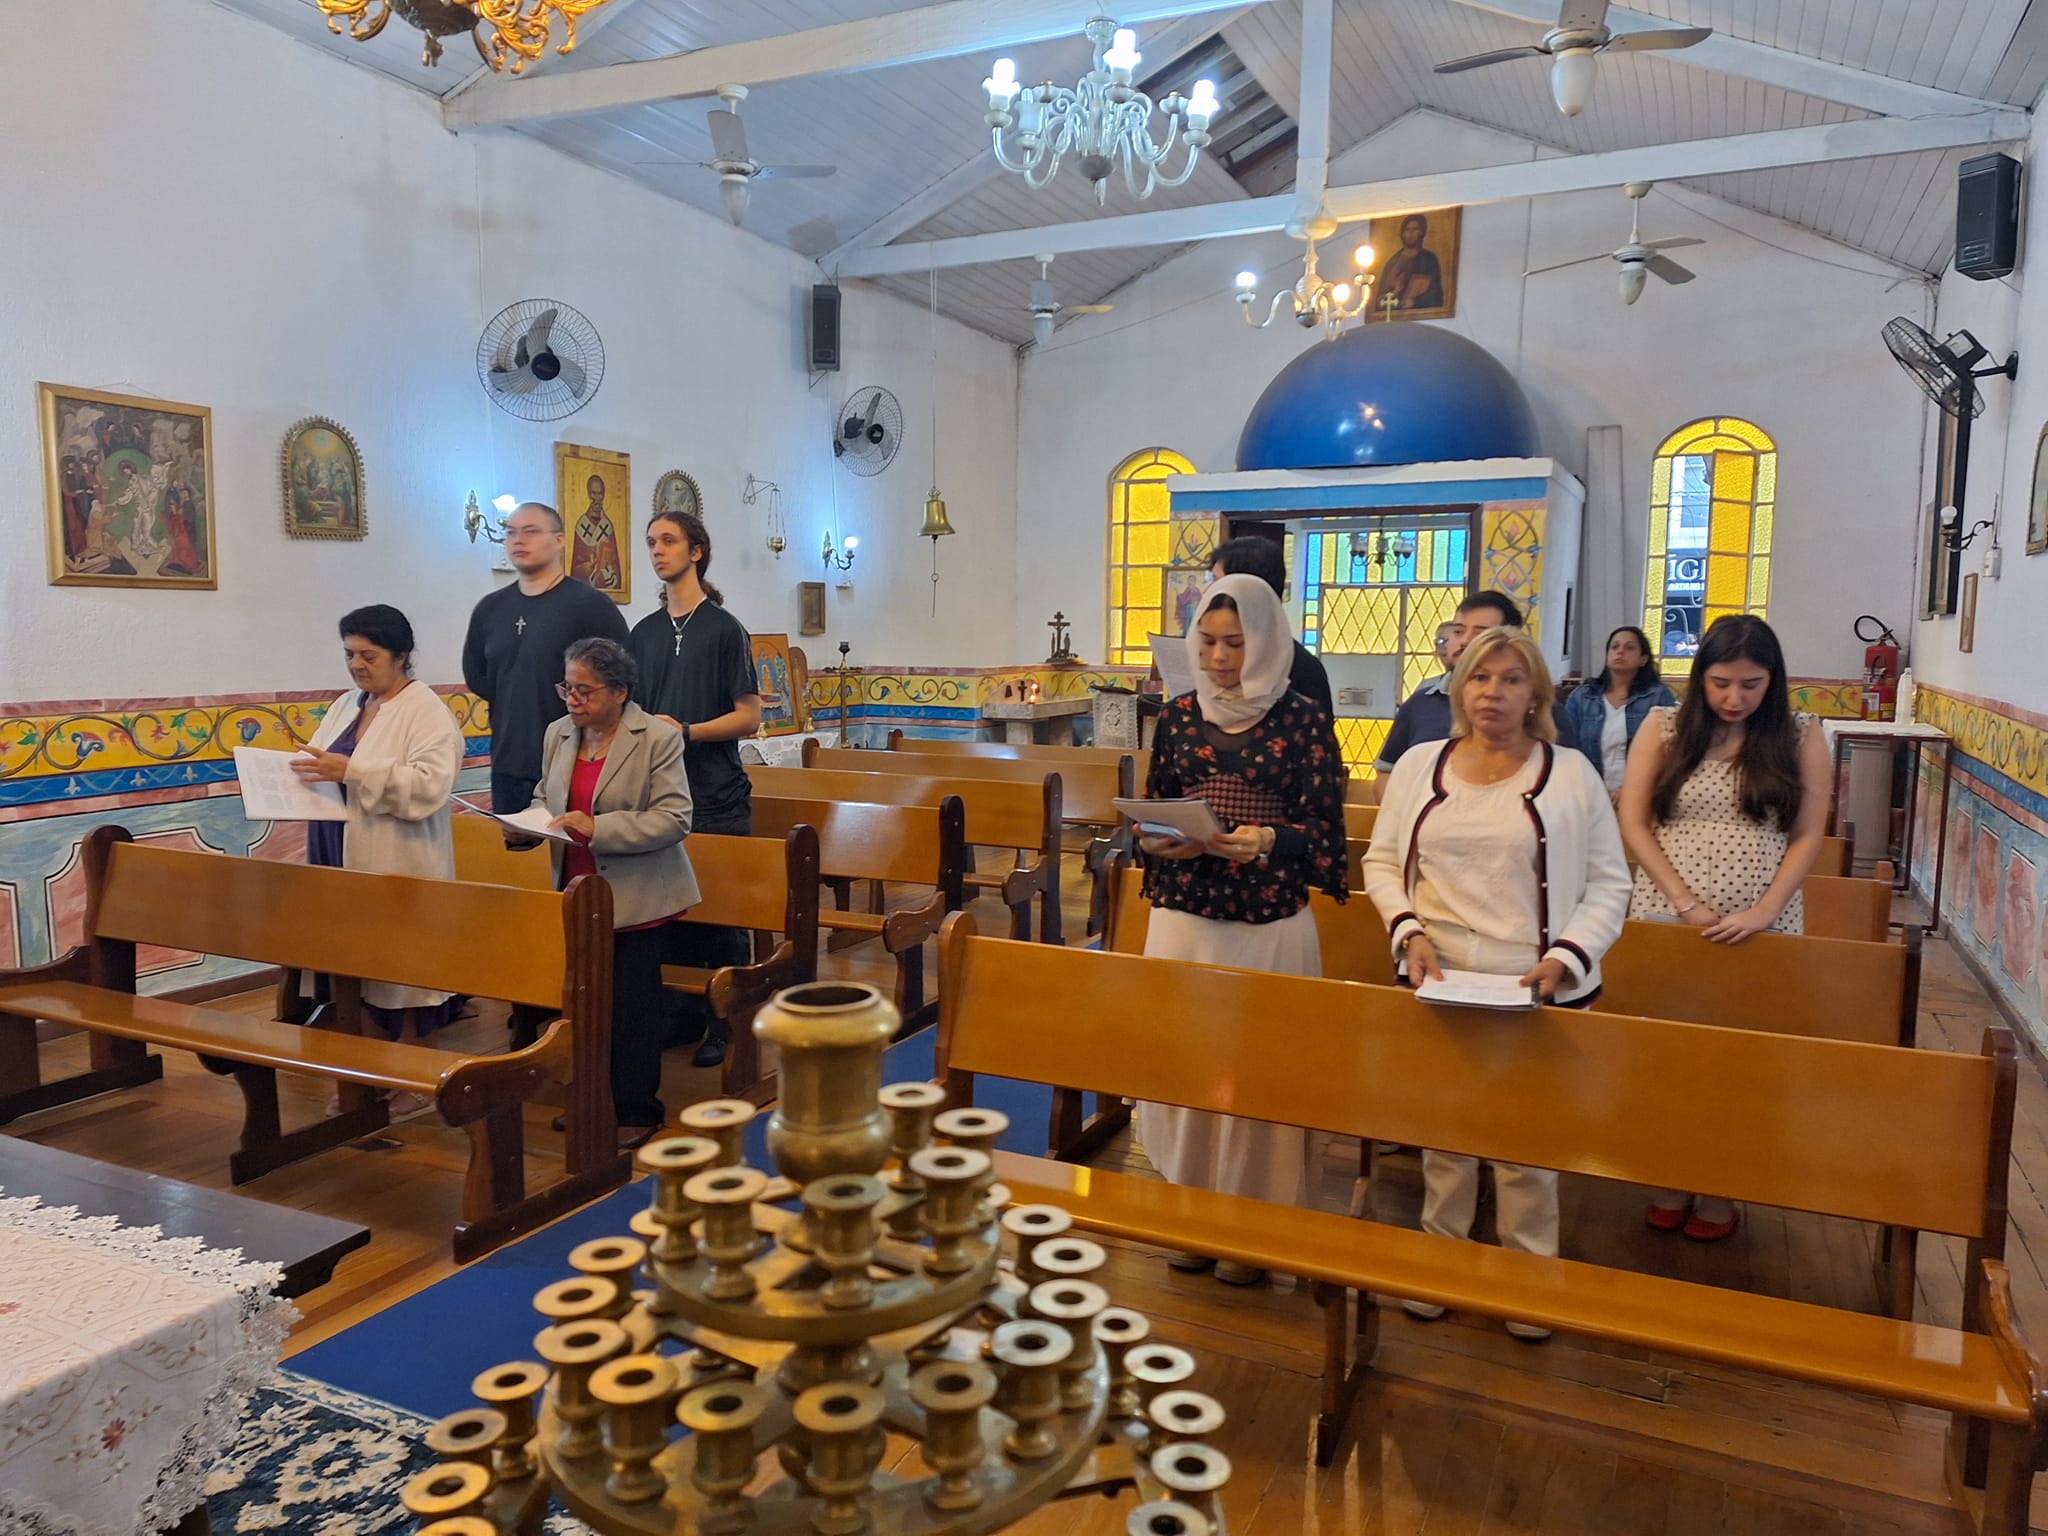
[203,1369,593,1534]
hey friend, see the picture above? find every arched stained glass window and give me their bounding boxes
[1643,417,1776,659]
[1106,448,1211,667]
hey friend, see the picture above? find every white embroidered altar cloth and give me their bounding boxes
[0,1189,292,1536]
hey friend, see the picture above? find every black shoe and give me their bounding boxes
[665,1008,708,1049]
[691,1033,728,1069]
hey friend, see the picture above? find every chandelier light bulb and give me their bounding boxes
[1352,242,1375,269]
[984,57,1020,112]
[1330,281,1352,304]
[1235,270,1258,290]
[1186,78,1219,132]
[1550,46,1598,117]
[1105,27,1141,82]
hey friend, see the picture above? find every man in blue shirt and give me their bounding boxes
[1372,590,1580,773]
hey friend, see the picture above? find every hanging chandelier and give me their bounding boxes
[315,0,611,73]
[1234,220,1378,338]
[980,19,1219,207]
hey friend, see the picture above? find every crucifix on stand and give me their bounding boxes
[1046,611,1078,665]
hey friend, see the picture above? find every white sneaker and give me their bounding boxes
[1504,1320,1552,1342]
[1401,1299,1447,1321]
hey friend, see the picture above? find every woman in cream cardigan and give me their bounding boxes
[533,636,699,1148]
[1361,626,1631,1340]
[295,605,464,1108]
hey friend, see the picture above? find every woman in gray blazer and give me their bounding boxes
[534,637,700,1147]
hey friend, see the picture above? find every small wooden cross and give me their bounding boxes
[1047,611,1072,662]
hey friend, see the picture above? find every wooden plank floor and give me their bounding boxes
[2,849,2033,1532]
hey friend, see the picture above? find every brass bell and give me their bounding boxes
[920,490,956,539]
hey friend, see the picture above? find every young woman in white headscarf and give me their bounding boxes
[1135,573,1349,1287]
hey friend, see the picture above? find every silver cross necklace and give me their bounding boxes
[669,597,701,656]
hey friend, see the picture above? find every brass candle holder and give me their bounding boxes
[401,979,1233,1535]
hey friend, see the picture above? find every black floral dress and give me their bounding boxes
[1140,690,1349,922]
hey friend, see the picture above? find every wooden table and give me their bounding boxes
[0,1134,368,1300]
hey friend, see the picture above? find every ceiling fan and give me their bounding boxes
[1523,182,1705,303]
[1433,0,1711,117]
[1021,255,1114,348]
[636,84,838,228]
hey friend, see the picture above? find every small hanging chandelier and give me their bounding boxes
[1234,219,1378,339]
[315,0,611,73]
[980,18,1219,207]
[922,270,957,614]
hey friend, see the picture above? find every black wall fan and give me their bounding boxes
[477,299,605,421]
[1882,318,2015,420]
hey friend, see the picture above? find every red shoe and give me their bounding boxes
[1682,1205,1740,1243]
[1645,1198,1691,1232]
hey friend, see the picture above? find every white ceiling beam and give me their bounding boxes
[445,0,1269,130]
[1442,0,2015,120]
[834,107,2027,276]
[1292,0,1333,226]
[819,7,1249,265]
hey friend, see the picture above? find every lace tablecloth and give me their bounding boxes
[0,1189,293,1536]
[740,730,838,766]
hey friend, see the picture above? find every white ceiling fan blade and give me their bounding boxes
[755,164,838,180]
[1640,235,1705,251]
[1646,254,1697,284]
[1605,25,1713,52]
[707,107,749,164]
[1434,45,1547,74]
[1068,303,1115,314]
[1556,0,1609,29]
[1522,252,1608,277]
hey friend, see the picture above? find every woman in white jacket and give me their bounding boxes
[1361,626,1631,1340]
[295,605,463,1097]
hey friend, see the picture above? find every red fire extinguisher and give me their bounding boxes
[1857,617,1900,721]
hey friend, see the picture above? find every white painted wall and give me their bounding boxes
[0,0,1018,705]
[1914,100,2043,709]
[1015,110,1935,680]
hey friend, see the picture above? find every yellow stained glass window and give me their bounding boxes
[1333,719,1393,781]
[1320,587,1401,655]
[1106,449,1197,665]
[1644,418,1775,657]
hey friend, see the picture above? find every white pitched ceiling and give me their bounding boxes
[208,0,2044,339]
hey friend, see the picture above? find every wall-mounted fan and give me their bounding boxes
[1433,0,1710,117]
[477,300,605,421]
[832,386,903,477]
[1882,319,2016,420]
[635,84,837,228]
[1523,183,1704,304]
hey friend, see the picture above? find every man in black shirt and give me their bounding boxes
[461,502,629,813]
[1209,535,1333,712]
[630,508,763,1067]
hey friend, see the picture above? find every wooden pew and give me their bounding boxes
[452,811,554,891]
[1804,871,1893,942]
[0,827,622,1261]
[1344,777,1382,806]
[750,795,964,1031]
[806,742,1127,839]
[933,916,2043,1522]
[886,731,1149,785]
[747,764,1062,945]
[661,828,820,1105]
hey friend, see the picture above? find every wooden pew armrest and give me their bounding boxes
[438,1018,574,1127]
[999,857,1048,909]
[707,939,802,1020]
[1981,1258,2048,1465]
[0,947,93,989]
[881,890,949,955]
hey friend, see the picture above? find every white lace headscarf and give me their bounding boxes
[1187,573,1294,730]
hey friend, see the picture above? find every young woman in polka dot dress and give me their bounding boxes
[1618,614,1831,1241]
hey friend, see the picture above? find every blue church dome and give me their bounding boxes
[1236,324,1540,471]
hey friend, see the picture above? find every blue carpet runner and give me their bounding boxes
[289,1030,1094,1418]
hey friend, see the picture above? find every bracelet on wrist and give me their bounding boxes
[1674,899,1698,916]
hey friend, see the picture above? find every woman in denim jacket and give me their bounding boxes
[1563,626,1677,800]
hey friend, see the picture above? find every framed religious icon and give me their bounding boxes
[280,416,366,540]
[752,632,801,736]
[798,580,827,635]
[555,441,630,604]
[2029,423,2048,555]
[653,469,702,520]
[41,383,217,589]
[1161,569,1208,635]
[1364,206,1461,321]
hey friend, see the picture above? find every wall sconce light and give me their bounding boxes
[823,531,858,574]
[464,491,517,544]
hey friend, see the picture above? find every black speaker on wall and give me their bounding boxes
[809,283,842,372]
[1956,152,2021,280]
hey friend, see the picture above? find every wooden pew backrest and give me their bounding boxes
[750,795,964,893]
[91,840,585,1009]
[677,830,818,940]
[887,733,1148,783]
[1802,873,1892,942]
[1343,804,1377,843]
[1818,835,1851,877]
[939,920,2007,1242]
[453,814,555,892]
[746,765,1055,854]
[806,744,1127,827]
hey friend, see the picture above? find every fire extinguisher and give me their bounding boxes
[1855,616,1901,721]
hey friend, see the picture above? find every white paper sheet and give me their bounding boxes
[453,795,574,844]
[1415,968,1541,1011]
[1112,796,1222,844]
[232,747,348,822]
[1148,632,1198,702]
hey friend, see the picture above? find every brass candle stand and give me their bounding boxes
[400,981,1232,1536]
